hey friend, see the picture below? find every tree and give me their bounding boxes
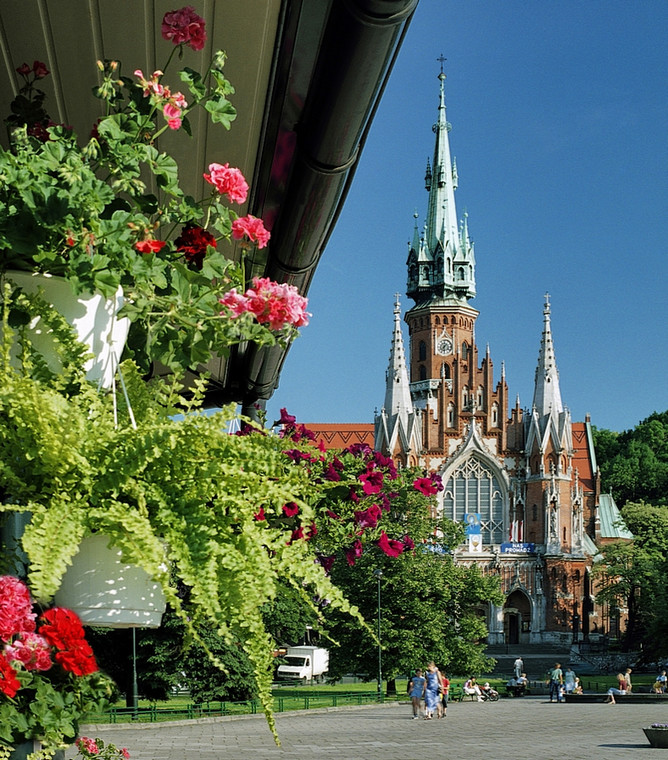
[322,472,502,687]
[592,501,668,655]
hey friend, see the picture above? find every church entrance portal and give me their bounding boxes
[503,590,531,645]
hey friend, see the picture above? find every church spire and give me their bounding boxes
[382,295,414,422]
[406,60,476,306]
[532,293,563,416]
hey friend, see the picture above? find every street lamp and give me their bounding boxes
[373,568,383,701]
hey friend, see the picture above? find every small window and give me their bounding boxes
[532,504,537,522]
[419,365,427,380]
[419,341,427,361]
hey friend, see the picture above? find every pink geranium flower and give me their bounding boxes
[220,276,310,331]
[231,215,271,249]
[0,575,36,639]
[161,6,207,51]
[203,162,249,204]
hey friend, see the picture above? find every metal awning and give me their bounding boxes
[0,0,418,412]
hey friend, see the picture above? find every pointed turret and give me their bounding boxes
[374,296,422,463]
[383,295,414,421]
[407,66,476,306]
[532,293,563,416]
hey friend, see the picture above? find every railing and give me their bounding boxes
[87,691,382,724]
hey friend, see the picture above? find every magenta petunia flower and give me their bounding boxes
[413,477,439,496]
[344,539,363,566]
[354,504,382,529]
[377,531,405,558]
[359,470,384,495]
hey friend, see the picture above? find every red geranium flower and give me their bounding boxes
[0,655,21,698]
[135,239,167,254]
[175,224,217,269]
[0,575,36,639]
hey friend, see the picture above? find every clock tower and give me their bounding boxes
[404,68,507,456]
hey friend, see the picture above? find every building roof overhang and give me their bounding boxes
[0,0,418,412]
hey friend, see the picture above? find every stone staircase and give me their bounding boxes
[485,644,572,681]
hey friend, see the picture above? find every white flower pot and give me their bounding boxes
[54,534,166,628]
[2,271,130,389]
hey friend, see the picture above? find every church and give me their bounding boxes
[307,67,631,648]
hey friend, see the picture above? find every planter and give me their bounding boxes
[2,271,130,389]
[54,535,166,628]
[10,741,65,760]
[644,727,668,748]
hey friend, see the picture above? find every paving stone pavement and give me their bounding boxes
[76,696,667,760]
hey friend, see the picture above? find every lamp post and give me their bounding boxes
[373,568,383,701]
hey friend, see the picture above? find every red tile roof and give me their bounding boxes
[304,423,374,451]
[572,421,596,493]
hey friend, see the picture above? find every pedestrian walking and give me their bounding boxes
[514,656,524,679]
[408,668,426,719]
[424,661,443,719]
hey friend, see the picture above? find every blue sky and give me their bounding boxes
[266,0,668,434]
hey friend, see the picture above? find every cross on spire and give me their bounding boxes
[437,54,447,75]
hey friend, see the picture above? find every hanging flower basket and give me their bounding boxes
[2,271,129,389]
[644,725,668,748]
[53,535,166,628]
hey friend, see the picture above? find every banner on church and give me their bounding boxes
[500,542,536,554]
[465,513,482,553]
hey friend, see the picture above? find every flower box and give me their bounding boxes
[643,726,668,748]
[2,271,129,389]
[53,535,166,628]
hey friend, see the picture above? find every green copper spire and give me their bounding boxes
[407,63,476,306]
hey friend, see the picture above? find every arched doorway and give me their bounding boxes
[503,589,532,645]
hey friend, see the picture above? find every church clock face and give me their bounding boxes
[437,337,453,355]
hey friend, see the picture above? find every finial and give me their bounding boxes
[544,292,551,314]
[393,293,401,315]
[437,54,447,77]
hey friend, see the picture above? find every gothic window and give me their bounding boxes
[476,386,484,408]
[462,386,469,407]
[491,402,499,427]
[447,403,455,427]
[418,341,427,361]
[443,363,451,379]
[447,258,452,273]
[563,527,567,543]
[441,456,504,544]
[461,342,469,360]
[419,365,427,381]
[458,267,465,280]
[532,504,537,521]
